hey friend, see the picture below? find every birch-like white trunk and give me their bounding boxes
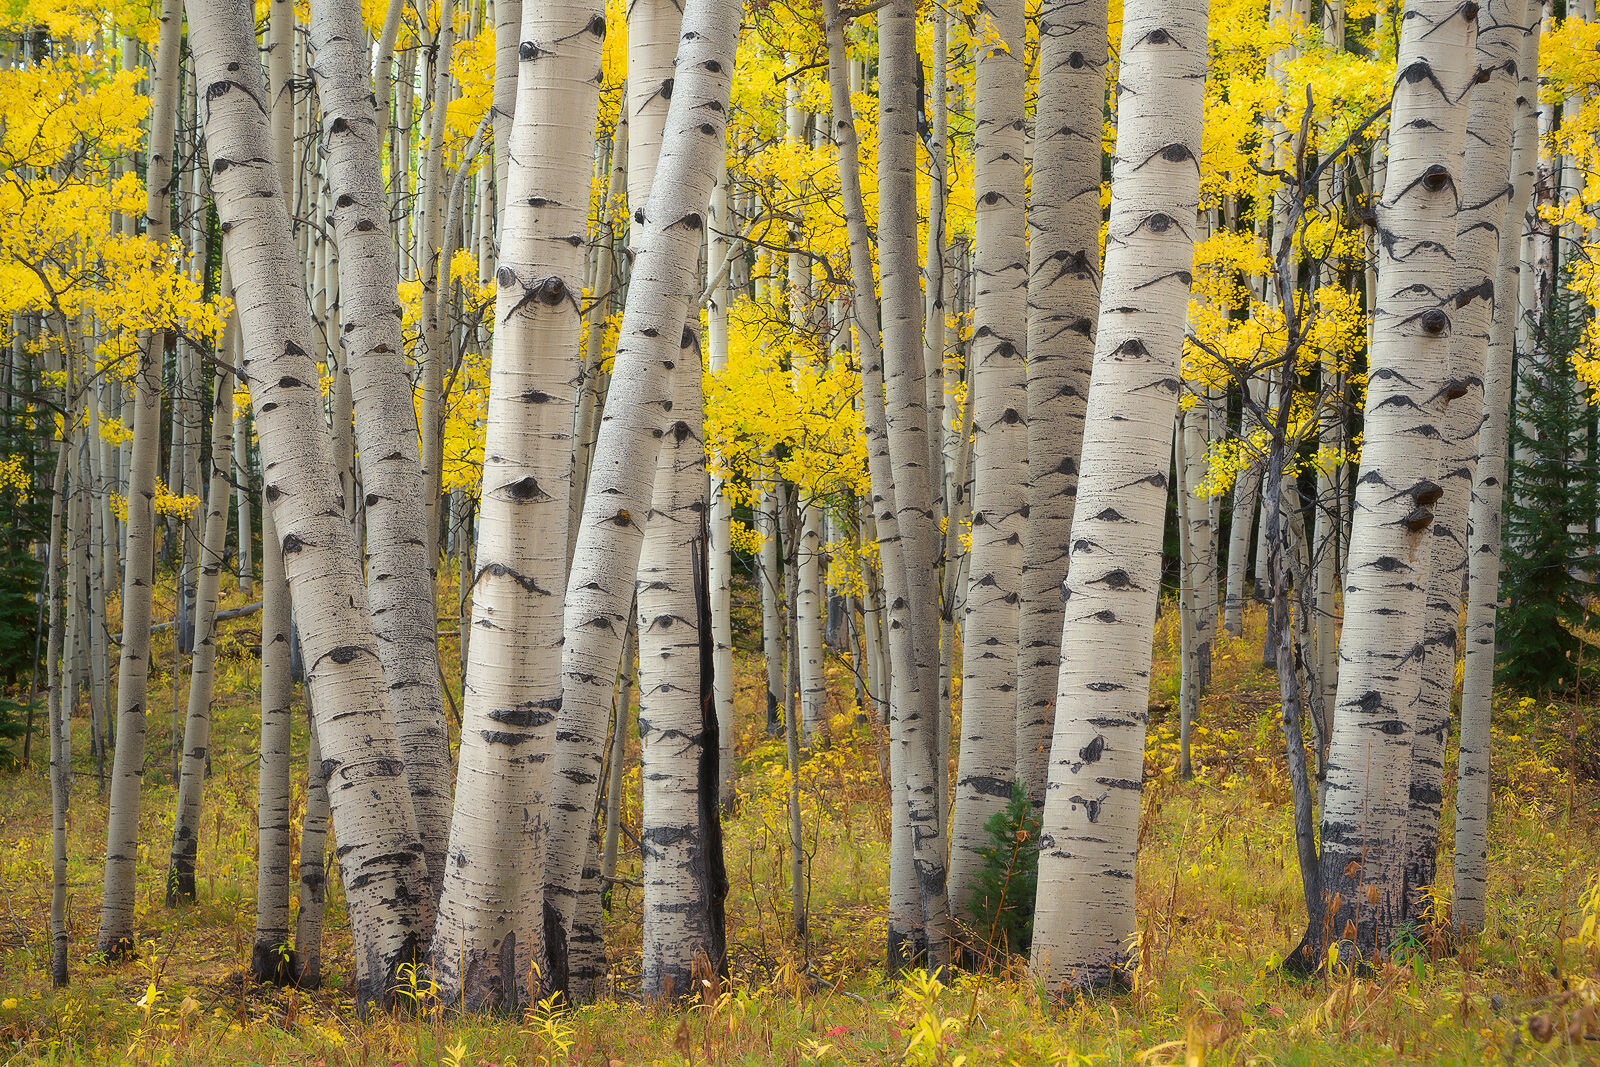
[166,352,235,904]
[546,0,737,951]
[98,0,181,957]
[1402,0,1531,922]
[428,0,603,1008]
[1030,0,1209,993]
[309,0,451,904]
[1307,0,1478,965]
[1014,0,1105,804]
[189,0,431,1006]
[637,344,727,1000]
[877,0,951,966]
[950,0,1029,921]
[1455,10,1541,935]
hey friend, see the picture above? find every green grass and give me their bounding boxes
[0,572,1595,1064]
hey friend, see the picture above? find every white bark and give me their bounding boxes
[546,0,737,956]
[189,0,431,1006]
[309,0,451,901]
[1455,9,1540,935]
[1030,0,1209,993]
[98,0,181,957]
[950,0,1029,920]
[1403,0,1531,921]
[637,344,726,1000]
[877,0,951,967]
[166,349,235,903]
[428,0,603,1008]
[1016,0,1106,803]
[707,164,736,803]
[1308,0,1478,964]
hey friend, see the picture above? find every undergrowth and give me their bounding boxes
[0,574,1595,1064]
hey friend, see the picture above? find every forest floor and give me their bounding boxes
[0,572,1597,1064]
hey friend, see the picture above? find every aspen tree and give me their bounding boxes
[252,508,297,985]
[707,166,737,804]
[1030,0,1209,992]
[187,0,430,1007]
[97,0,181,957]
[949,0,1029,919]
[547,0,739,947]
[636,339,727,1001]
[1403,0,1532,921]
[166,350,235,904]
[1306,0,1479,964]
[309,0,451,900]
[879,0,952,966]
[428,0,604,1007]
[1015,0,1106,804]
[46,441,68,986]
[1455,10,1541,935]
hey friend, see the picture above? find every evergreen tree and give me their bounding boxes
[1500,272,1600,694]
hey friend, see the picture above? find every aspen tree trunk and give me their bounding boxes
[252,503,297,984]
[98,0,181,957]
[637,351,726,1001]
[166,354,235,904]
[309,0,451,900]
[822,0,943,969]
[1223,441,1261,635]
[233,404,253,596]
[600,622,636,885]
[949,0,1030,923]
[707,165,736,804]
[1304,0,1478,966]
[626,0,682,214]
[1402,0,1531,923]
[492,0,520,219]
[759,480,784,736]
[567,825,609,1001]
[295,705,330,988]
[188,0,431,1007]
[573,123,628,554]
[547,0,738,946]
[878,0,951,966]
[421,0,457,558]
[1015,0,1106,804]
[1029,0,1209,993]
[784,87,827,746]
[428,0,604,1008]
[924,6,949,496]
[46,441,68,987]
[1455,10,1540,935]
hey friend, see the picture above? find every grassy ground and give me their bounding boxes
[0,570,1596,1064]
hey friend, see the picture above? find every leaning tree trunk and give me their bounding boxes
[98,0,181,958]
[309,0,451,899]
[427,0,604,1010]
[546,0,738,951]
[1402,0,1532,924]
[188,0,431,1009]
[166,349,236,904]
[1029,0,1209,994]
[1303,0,1478,968]
[949,0,1029,923]
[1455,9,1541,936]
[1014,0,1105,805]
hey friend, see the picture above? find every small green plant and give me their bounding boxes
[963,782,1040,959]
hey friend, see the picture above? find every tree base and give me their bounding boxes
[249,941,299,987]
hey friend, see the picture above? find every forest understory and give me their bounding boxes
[0,574,1595,1066]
